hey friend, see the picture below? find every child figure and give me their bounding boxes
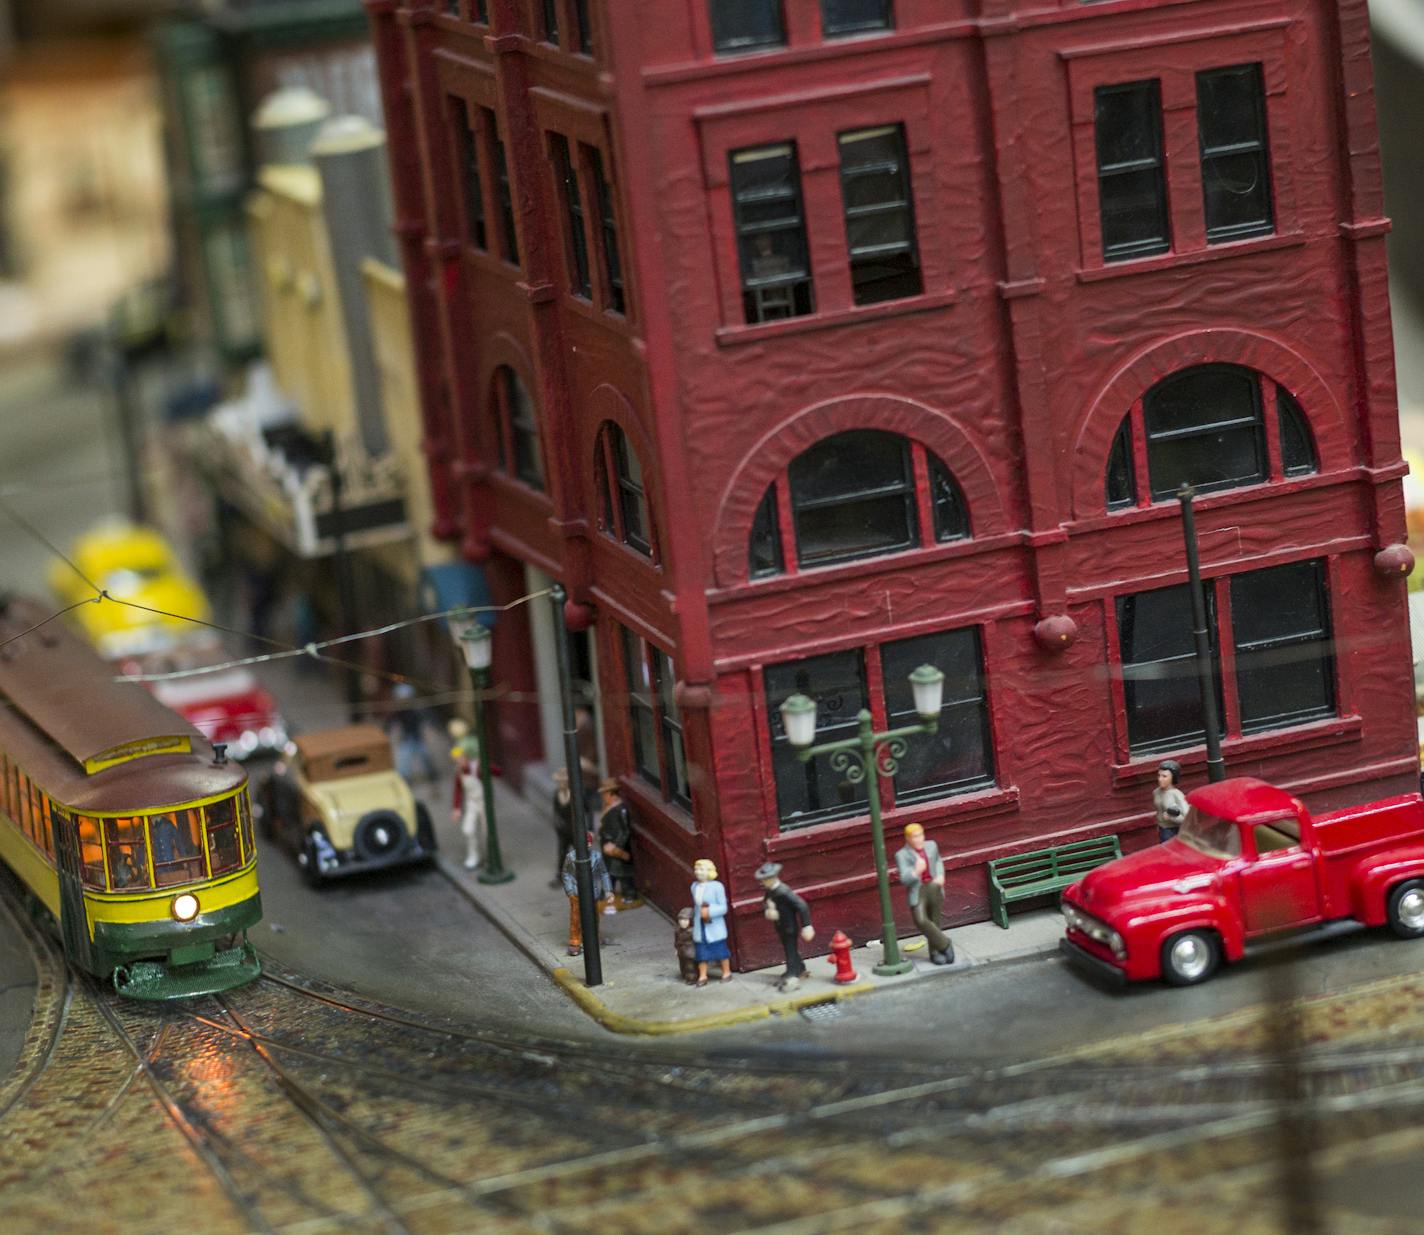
[674,909,698,985]
[448,718,485,871]
[561,833,612,957]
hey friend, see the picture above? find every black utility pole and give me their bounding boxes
[1178,484,1226,783]
[321,429,361,718]
[550,583,602,986]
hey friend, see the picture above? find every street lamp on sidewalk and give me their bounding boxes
[457,619,513,884]
[779,663,945,976]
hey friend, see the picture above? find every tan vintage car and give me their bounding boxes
[259,725,436,881]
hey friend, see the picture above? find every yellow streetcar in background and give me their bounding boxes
[48,518,212,658]
[0,596,261,999]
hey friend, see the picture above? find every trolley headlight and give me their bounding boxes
[171,893,200,922]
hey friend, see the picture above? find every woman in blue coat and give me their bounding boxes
[691,858,732,985]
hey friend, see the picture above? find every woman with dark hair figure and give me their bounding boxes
[1154,759,1188,843]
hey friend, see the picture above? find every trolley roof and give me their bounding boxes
[0,596,244,810]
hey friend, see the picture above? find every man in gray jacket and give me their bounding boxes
[895,823,954,965]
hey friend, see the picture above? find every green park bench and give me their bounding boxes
[986,835,1122,929]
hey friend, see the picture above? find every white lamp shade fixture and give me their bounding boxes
[459,622,493,671]
[909,664,945,720]
[779,693,818,749]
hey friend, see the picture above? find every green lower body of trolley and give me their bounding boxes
[90,894,263,1001]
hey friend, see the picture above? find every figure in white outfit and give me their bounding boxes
[448,718,486,871]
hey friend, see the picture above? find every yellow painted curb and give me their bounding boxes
[551,968,878,1036]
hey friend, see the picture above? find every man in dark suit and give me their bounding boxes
[755,861,814,991]
[598,778,640,909]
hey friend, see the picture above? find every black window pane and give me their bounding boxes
[504,370,545,490]
[839,125,920,305]
[710,0,785,52]
[1231,561,1334,733]
[790,431,917,567]
[452,102,486,250]
[749,486,784,577]
[929,457,969,541]
[552,136,590,298]
[1095,82,1169,262]
[574,0,593,53]
[653,650,691,806]
[765,650,869,828]
[1144,365,1265,498]
[883,629,993,802]
[473,0,488,21]
[1106,417,1135,509]
[822,0,892,35]
[730,143,813,323]
[1118,584,1223,753]
[541,0,559,42]
[790,429,908,503]
[623,628,659,786]
[1278,389,1317,476]
[1198,64,1273,243]
[590,149,626,314]
[487,111,519,265]
[614,428,653,556]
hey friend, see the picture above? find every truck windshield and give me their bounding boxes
[1178,807,1242,859]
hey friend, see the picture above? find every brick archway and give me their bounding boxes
[712,394,1004,588]
[1069,329,1346,520]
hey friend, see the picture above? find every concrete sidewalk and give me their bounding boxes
[415,773,1067,1035]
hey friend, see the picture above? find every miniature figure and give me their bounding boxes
[1153,759,1188,843]
[674,908,698,984]
[690,857,732,986]
[755,861,814,992]
[552,769,576,888]
[894,823,954,965]
[561,832,612,957]
[449,718,485,871]
[597,777,639,910]
[388,681,437,783]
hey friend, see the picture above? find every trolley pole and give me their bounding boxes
[1178,484,1226,783]
[551,583,602,986]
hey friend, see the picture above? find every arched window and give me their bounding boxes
[595,423,654,558]
[490,367,545,491]
[748,430,970,578]
[1104,364,1317,510]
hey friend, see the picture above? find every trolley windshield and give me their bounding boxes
[75,787,255,892]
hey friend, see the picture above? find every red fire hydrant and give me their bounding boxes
[827,930,858,984]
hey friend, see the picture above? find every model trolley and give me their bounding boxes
[0,596,262,999]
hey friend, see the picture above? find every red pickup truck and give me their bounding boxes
[1060,777,1424,986]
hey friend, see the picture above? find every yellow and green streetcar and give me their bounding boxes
[0,596,262,999]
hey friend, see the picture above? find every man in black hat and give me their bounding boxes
[1154,759,1188,843]
[755,862,814,991]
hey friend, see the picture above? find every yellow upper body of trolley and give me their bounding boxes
[0,759,258,939]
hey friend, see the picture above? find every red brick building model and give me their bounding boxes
[368,0,1416,967]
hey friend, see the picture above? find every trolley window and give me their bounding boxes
[17,769,31,837]
[104,817,152,891]
[205,797,242,875]
[75,816,107,888]
[150,810,206,887]
[237,791,255,864]
[35,789,53,858]
[0,754,9,819]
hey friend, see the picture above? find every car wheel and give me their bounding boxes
[1386,879,1424,939]
[415,802,437,857]
[302,833,326,886]
[1160,929,1220,986]
[353,811,408,863]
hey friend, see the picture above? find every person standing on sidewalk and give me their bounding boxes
[1153,759,1188,843]
[448,719,485,871]
[597,779,640,910]
[894,823,954,965]
[690,858,732,986]
[561,833,612,957]
[755,862,814,992]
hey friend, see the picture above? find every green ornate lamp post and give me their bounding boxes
[458,620,513,884]
[779,663,945,977]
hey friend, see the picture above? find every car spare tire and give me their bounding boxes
[353,811,408,862]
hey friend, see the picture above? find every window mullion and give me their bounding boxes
[910,443,935,549]
[1129,399,1151,507]
[1260,373,1283,478]
[773,475,799,576]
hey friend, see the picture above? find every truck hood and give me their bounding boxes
[1070,839,1222,913]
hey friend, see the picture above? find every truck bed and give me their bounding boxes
[1314,793,1424,919]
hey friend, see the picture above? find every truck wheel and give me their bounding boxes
[1386,880,1424,939]
[1161,929,1220,986]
